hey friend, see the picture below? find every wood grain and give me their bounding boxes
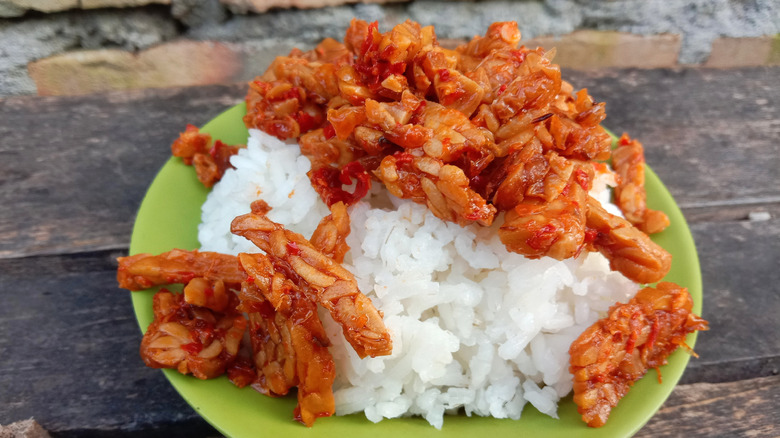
[0,251,211,435]
[0,251,234,437]
[0,84,244,259]
[637,375,780,438]
[681,218,780,385]
[566,67,780,209]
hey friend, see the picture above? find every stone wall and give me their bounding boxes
[1,0,778,96]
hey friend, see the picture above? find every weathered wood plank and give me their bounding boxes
[0,84,244,259]
[566,67,780,208]
[680,202,779,224]
[681,217,780,385]
[637,375,780,438]
[0,251,215,436]
[1,68,779,258]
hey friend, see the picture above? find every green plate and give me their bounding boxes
[129,104,702,437]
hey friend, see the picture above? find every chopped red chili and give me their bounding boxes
[310,161,371,207]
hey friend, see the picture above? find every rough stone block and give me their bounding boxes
[0,0,170,14]
[81,0,171,8]
[525,31,680,70]
[0,8,178,96]
[187,4,390,43]
[612,33,681,68]
[222,0,401,14]
[28,41,242,96]
[0,1,26,17]
[705,37,773,68]
[0,0,78,14]
[171,0,228,27]
[0,419,50,438]
[222,0,348,13]
[525,31,616,70]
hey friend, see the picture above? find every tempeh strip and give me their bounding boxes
[585,197,671,284]
[239,280,298,397]
[612,133,670,234]
[239,253,336,426]
[117,249,245,291]
[140,289,247,380]
[231,201,392,358]
[569,282,708,427]
[310,201,351,263]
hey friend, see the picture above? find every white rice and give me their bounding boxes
[198,129,639,428]
[198,130,330,254]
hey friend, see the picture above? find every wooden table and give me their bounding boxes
[1,67,778,437]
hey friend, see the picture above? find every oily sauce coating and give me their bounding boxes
[376,151,497,226]
[117,249,246,291]
[182,276,232,312]
[118,246,338,426]
[499,164,590,260]
[140,289,246,380]
[171,124,243,188]
[612,133,670,234]
[231,200,392,359]
[238,261,299,398]
[569,282,708,427]
[243,37,350,141]
[239,253,336,427]
[243,19,662,276]
[585,197,671,284]
[310,201,352,263]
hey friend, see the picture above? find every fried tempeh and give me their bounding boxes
[183,277,231,312]
[612,133,670,234]
[171,124,243,188]
[569,282,708,427]
[239,253,336,426]
[117,249,245,291]
[240,277,298,398]
[499,169,589,260]
[241,20,662,283]
[310,201,351,263]
[140,289,247,380]
[231,200,392,358]
[376,152,497,226]
[585,197,672,284]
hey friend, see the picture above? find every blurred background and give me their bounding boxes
[1,0,778,97]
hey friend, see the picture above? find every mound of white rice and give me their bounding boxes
[198,129,639,428]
